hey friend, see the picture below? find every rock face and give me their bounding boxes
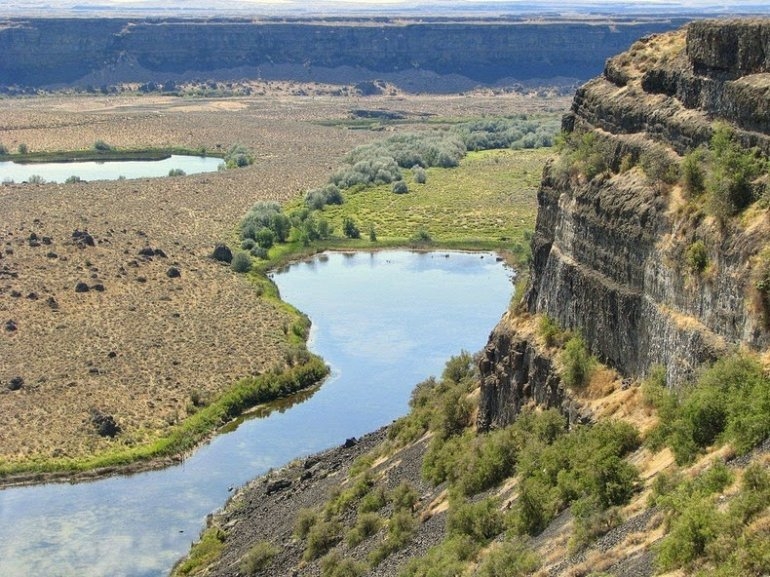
[479,19,770,428]
[0,17,685,90]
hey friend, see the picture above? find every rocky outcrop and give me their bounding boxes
[480,18,770,427]
[0,17,685,91]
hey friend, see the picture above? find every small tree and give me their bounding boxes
[17,143,28,155]
[343,217,360,239]
[231,251,252,273]
[561,334,595,389]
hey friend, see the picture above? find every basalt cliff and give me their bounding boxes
[0,17,686,92]
[479,19,770,429]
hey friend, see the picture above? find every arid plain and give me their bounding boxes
[0,85,568,481]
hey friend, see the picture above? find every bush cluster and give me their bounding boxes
[240,201,293,255]
[453,115,559,151]
[651,460,770,575]
[646,353,770,463]
[223,144,255,169]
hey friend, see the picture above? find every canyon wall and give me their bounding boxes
[479,19,770,428]
[0,17,685,90]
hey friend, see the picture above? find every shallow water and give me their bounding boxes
[0,155,222,184]
[0,250,513,577]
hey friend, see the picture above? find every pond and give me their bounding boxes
[0,250,514,577]
[0,154,223,184]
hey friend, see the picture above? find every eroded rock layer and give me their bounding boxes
[480,19,770,427]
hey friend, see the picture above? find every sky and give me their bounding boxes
[1,0,767,17]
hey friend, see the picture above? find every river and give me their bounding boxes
[0,250,513,577]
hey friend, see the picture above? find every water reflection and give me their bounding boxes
[0,250,513,577]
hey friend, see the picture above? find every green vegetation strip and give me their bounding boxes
[0,358,328,480]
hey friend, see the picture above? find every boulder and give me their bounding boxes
[212,244,233,263]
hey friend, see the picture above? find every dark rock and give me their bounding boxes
[72,229,95,247]
[89,409,121,437]
[154,248,167,258]
[7,376,23,390]
[166,266,181,278]
[138,246,156,257]
[91,283,106,292]
[47,296,59,309]
[74,282,90,293]
[136,276,147,283]
[212,244,233,264]
[342,437,358,448]
[265,478,292,495]
[108,351,117,359]
[5,319,17,332]
[10,290,21,298]
[46,251,58,259]
[26,292,38,300]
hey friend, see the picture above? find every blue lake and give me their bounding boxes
[0,250,514,577]
[0,155,223,184]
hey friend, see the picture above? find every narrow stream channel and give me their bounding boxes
[0,250,514,577]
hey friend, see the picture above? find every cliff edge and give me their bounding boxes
[480,19,770,430]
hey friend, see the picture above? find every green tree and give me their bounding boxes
[342,217,360,239]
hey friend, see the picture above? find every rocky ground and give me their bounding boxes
[0,87,569,478]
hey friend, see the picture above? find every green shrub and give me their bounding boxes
[538,314,562,347]
[239,541,279,575]
[685,240,709,274]
[305,184,344,210]
[224,144,254,168]
[649,353,770,463]
[303,519,342,561]
[475,540,541,577]
[294,508,318,539]
[640,146,680,186]
[174,527,226,575]
[342,217,361,239]
[681,149,706,197]
[27,174,45,184]
[410,227,432,243]
[561,334,595,389]
[0,143,8,155]
[230,251,252,273]
[390,481,418,512]
[168,168,186,177]
[441,350,475,384]
[369,511,416,567]
[392,180,409,194]
[399,535,479,577]
[346,512,382,546]
[17,143,28,154]
[706,125,765,219]
[569,498,622,553]
[65,175,83,184]
[93,139,112,151]
[412,165,427,184]
[655,499,727,572]
[446,497,505,543]
[358,485,387,513]
[320,551,366,577]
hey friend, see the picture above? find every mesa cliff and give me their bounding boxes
[479,19,770,429]
[0,17,686,92]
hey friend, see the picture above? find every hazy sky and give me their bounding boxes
[2,0,766,17]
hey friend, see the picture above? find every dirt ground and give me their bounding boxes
[0,86,569,473]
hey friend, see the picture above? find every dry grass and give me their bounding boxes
[0,90,570,474]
